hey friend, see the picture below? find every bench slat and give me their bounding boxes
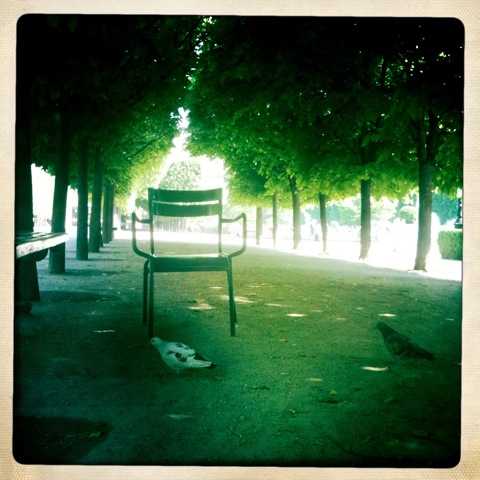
[15,232,68,259]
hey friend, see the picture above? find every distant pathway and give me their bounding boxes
[114,229,462,282]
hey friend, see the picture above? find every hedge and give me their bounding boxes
[437,229,463,260]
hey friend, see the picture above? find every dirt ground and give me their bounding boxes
[13,233,462,467]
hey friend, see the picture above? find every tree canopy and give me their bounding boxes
[185,16,463,264]
[19,15,462,208]
[187,17,462,197]
[17,15,463,269]
[19,14,202,198]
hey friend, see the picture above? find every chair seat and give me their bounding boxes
[150,254,231,273]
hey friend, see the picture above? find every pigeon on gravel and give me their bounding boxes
[376,321,435,361]
[151,337,217,371]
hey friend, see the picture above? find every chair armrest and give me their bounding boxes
[222,213,247,257]
[132,212,153,259]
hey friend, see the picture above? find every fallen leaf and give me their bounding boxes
[166,414,194,421]
[362,366,389,372]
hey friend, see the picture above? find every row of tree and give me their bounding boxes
[185,17,463,270]
[15,16,463,275]
[16,15,203,272]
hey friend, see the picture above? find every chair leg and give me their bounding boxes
[142,261,149,326]
[226,264,237,336]
[147,261,155,339]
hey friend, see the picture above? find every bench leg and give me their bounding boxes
[226,264,237,336]
[16,257,41,303]
[49,243,66,274]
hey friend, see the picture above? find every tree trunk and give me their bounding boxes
[49,110,70,274]
[289,176,302,250]
[272,192,278,247]
[15,73,40,303]
[89,153,104,253]
[359,178,372,260]
[76,141,89,260]
[414,114,435,271]
[255,206,263,246]
[102,181,115,243]
[319,193,328,254]
[15,104,34,233]
[110,185,116,240]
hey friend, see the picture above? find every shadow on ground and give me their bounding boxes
[13,237,462,467]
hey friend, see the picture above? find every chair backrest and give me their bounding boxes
[147,188,224,253]
[148,188,223,218]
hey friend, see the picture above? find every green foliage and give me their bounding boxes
[20,16,463,233]
[158,160,202,190]
[186,17,462,214]
[437,229,463,260]
[398,206,417,224]
[318,196,397,227]
[326,203,359,226]
[432,192,460,225]
[19,15,202,205]
[227,162,271,207]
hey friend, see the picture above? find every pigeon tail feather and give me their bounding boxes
[413,346,435,361]
[376,322,435,361]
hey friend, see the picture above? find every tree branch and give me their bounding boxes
[127,137,162,159]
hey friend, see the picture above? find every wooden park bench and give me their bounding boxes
[15,231,68,312]
[15,231,68,260]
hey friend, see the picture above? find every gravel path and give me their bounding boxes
[13,233,462,467]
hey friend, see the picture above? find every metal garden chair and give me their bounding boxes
[132,188,247,338]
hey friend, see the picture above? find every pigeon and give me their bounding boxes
[151,337,217,371]
[376,321,435,361]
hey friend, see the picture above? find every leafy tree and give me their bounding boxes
[381,19,464,269]
[432,193,459,225]
[122,17,462,268]
[327,203,359,227]
[17,15,202,262]
[186,17,334,249]
[398,206,417,224]
[186,18,424,255]
[158,159,202,191]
